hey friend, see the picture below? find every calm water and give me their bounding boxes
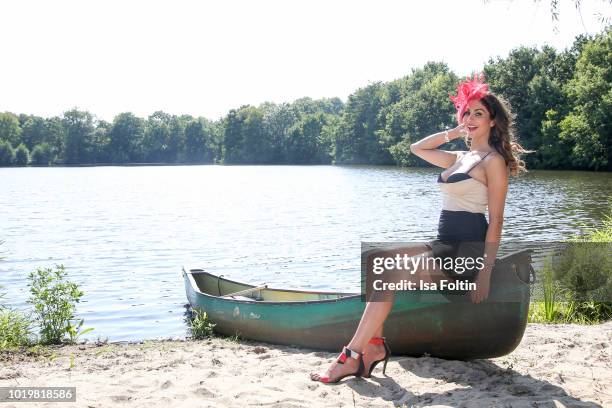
[1,166,610,341]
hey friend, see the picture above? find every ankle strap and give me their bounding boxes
[369,337,386,345]
[337,346,361,363]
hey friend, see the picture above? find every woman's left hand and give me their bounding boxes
[470,268,492,304]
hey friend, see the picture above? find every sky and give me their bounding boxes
[1,0,610,122]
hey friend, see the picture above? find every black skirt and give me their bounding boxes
[426,210,488,282]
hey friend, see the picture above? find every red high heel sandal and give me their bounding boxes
[362,337,391,378]
[310,346,364,384]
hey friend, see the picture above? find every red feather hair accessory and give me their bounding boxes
[450,73,489,123]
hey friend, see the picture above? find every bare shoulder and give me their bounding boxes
[484,152,508,181]
[484,151,506,167]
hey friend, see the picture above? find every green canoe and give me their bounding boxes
[183,248,533,360]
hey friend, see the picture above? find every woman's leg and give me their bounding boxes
[311,243,437,382]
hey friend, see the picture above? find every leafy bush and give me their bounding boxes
[14,143,30,166]
[188,308,215,339]
[553,214,611,322]
[0,308,33,350]
[28,265,93,344]
[529,213,612,324]
[554,241,611,300]
[0,141,15,166]
[31,143,55,166]
[0,280,33,350]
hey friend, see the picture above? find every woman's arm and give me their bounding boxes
[471,154,509,303]
[409,125,466,168]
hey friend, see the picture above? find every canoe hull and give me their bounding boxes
[183,250,532,359]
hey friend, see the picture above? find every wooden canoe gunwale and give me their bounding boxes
[183,267,360,305]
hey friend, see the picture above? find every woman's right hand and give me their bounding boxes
[448,124,467,140]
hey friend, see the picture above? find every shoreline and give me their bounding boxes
[1,322,610,407]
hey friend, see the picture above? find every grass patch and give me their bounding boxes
[0,281,34,351]
[529,211,612,324]
[0,308,34,350]
[188,308,216,340]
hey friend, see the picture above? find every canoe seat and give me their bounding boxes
[221,295,262,301]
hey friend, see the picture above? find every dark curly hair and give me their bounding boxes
[478,94,531,176]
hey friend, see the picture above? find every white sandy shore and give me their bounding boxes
[1,322,610,408]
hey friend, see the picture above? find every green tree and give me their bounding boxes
[242,106,271,163]
[0,113,22,147]
[14,144,29,166]
[285,113,332,163]
[334,82,386,164]
[143,111,171,162]
[185,119,216,163]
[559,29,611,170]
[108,113,145,163]
[19,115,47,151]
[222,106,272,164]
[43,117,66,161]
[261,102,298,163]
[167,116,187,163]
[0,141,15,166]
[62,109,96,164]
[485,47,542,153]
[385,63,459,166]
[31,143,55,166]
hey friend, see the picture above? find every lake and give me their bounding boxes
[1,165,610,341]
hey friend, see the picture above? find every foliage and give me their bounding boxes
[1,243,33,349]
[62,109,97,164]
[530,212,612,323]
[188,308,216,340]
[31,143,55,166]
[542,258,562,321]
[28,265,93,344]
[0,308,33,350]
[0,27,610,169]
[0,140,15,166]
[555,221,612,304]
[108,112,146,163]
[0,112,22,146]
[558,29,611,170]
[14,143,30,166]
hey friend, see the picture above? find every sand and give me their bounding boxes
[1,322,610,408]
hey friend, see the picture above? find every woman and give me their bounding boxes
[310,75,530,384]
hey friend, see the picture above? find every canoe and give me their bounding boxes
[182,248,533,360]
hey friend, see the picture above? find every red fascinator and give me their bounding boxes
[450,73,489,123]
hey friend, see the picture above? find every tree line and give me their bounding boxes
[0,27,609,170]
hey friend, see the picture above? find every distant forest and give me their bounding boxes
[0,27,610,171]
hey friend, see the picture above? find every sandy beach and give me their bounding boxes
[1,322,610,408]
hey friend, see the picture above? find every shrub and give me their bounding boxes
[553,213,612,322]
[0,280,33,350]
[0,141,15,166]
[0,308,33,350]
[529,212,612,324]
[188,308,215,339]
[30,143,54,166]
[28,265,93,344]
[14,144,30,166]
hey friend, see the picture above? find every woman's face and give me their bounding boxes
[461,99,495,140]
